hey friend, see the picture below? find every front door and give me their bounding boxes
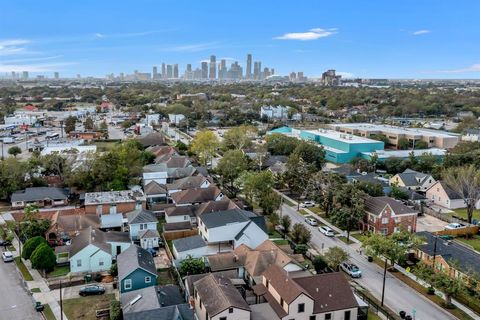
[116,245,122,255]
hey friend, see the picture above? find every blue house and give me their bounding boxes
[117,245,158,293]
[126,209,158,241]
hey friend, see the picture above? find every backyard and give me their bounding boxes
[451,208,480,222]
[456,235,480,252]
[47,265,70,278]
[63,293,115,320]
[157,268,176,285]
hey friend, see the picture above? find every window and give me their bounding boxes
[380,228,388,235]
[145,276,151,283]
[345,310,351,320]
[266,280,269,288]
[99,258,104,266]
[140,223,147,230]
[124,279,132,290]
[309,316,316,320]
[219,317,227,320]
[229,307,233,313]
[381,217,389,224]
[76,259,82,267]
[325,313,332,320]
[298,303,305,313]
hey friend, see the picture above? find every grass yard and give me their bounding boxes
[14,257,33,281]
[42,304,56,320]
[337,236,355,245]
[299,209,309,216]
[456,236,480,252]
[282,198,296,207]
[47,265,70,278]
[30,288,41,293]
[89,141,119,151]
[308,207,324,215]
[351,233,369,243]
[268,230,283,239]
[451,208,480,222]
[157,268,176,285]
[367,313,382,320]
[272,239,289,245]
[63,293,115,320]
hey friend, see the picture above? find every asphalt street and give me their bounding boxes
[281,204,454,320]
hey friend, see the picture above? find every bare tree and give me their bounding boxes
[443,165,480,224]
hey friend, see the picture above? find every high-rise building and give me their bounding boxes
[322,69,341,86]
[11,71,16,79]
[173,64,179,78]
[193,68,202,80]
[153,66,158,79]
[209,55,216,79]
[161,63,166,79]
[253,61,261,80]
[218,59,227,79]
[227,61,243,80]
[246,54,252,79]
[184,64,193,80]
[22,71,28,79]
[120,72,125,80]
[201,62,208,79]
[54,72,59,79]
[166,65,173,78]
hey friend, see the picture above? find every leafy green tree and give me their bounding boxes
[258,189,281,215]
[109,300,122,320]
[356,181,384,197]
[84,117,94,130]
[283,154,316,208]
[324,247,349,271]
[331,184,366,242]
[414,140,428,149]
[179,255,205,276]
[216,149,248,189]
[290,223,312,244]
[312,255,328,273]
[21,236,47,260]
[265,133,299,156]
[222,125,257,150]
[64,116,77,133]
[267,212,280,233]
[307,172,346,217]
[294,244,308,255]
[110,263,118,277]
[30,243,56,272]
[398,137,410,150]
[389,186,409,200]
[8,146,21,158]
[236,170,275,204]
[190,129,219,166]
[280,215,292,238]
[292,141,325,169]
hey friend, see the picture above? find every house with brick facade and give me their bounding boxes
[362,196,418,235]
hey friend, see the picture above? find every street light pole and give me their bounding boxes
[381,258,388,306]
[60,280,63,320]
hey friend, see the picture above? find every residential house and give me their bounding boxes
[352,173,391,195]
[143,180,168,205]
[426,181,480,210]
[137,132,165,148]
[253,264,359,320]
[147,145,177,160]
[121,285,193,320]
[416,231,480,284]
[66,227,131,273]
[166,175,211,195]
[171,186,225,206]
[193,273,251,320]
[390,169,436,192]
[67,131,104,141]
[172,235,208,260]
[462,128,480,142]
[363,196,418,235]
[126,209,158,242]
[46,213,100,245]
[118,245,158,293]
[164,199,238,225]
[157,156,191,168]
[260,105,289,120]
[11,187,69,209]
[84,190,146,215]
[143,163,196,185]
[138,229,161,250]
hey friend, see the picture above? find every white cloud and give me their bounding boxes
[0,61,76,73]
[0,39,31,56]
[275,28,337,41]
[95,33,104,38]
[94,31,160,40]
[426,64,480,74]
[412,30,431,36]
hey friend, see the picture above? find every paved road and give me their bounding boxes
[0,256,41,319]
[280,204,455,320]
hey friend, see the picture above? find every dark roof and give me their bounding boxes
[193,273,250,317]
[396,169,429,186]
[144,181,167,195]
[138,132,165,148]
[200,209,257,229]
[126,209,158,224]
[166,175,209,191]
[51,214,100,234]
[164,206,195,218]
[11,187,69,202]
[163,221,192,231]
[170,186,222,205]
[172,235,207,252]
[364,196,418,217]
[193,166,209,177]
[330,164,362,178]
[417,231,480,275]
[68,227,130,258]
[123,304,194,320]
[195,200,239,216]
[436,181,462,200]
[118,245,157,281]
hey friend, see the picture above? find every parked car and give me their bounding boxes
[319,226,335,237]
[79,285,105,296]
[300,201,315,208]
[2,251,14,262]
[0,237,11,246]
[2,137,14,144]
[445,223,464,230]
[305,217,318,226]
[340,262,362,278]
[146,248,158,257]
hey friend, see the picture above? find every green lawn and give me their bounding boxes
[47,265,70,278]
[31,288,41,293]
[268,230,283,239]
[367,313,382,320]
[42,304,56,320]
[14,257,33,281]
[308,207,324,215]
[451,208,480,221]
[299,210,309,216]
[337,236,355,245]
[282,198,296,207]
[351,233,369,243]
[63,293,115,320]
[89,141,119,151]
[456,236,480,252]
[272,239,289,245]
[157,268,176,285]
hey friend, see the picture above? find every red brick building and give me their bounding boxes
[84,190,146,215]
[362,196,418,235]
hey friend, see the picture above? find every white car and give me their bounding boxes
[319,226,335,237]
[305,217,318,226]
[445,223,464,230]
[300,201,315,208]
[2,251,14,262]
[340,262,362,278]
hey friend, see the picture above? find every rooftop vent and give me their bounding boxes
[129,294,142,306]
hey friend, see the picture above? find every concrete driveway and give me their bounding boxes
[416,214,448,233]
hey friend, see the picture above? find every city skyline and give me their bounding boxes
[1,0,480,79]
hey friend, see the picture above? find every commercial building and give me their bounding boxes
[330,123,460,149]
[246,54,252,79]
[209,55,216,79]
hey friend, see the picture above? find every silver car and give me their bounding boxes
[305,217,318,226]
[2,251,14,262]
[319,226,335,237]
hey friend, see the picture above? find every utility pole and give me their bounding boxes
[381,258,388,306]
[60,280,63,320]
[432,235,438,269]
[1,140,4,160]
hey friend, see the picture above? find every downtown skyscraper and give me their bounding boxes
[209,55,216,79]
[246,54,252,79]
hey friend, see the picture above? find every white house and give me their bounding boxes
[166,175,211,195]
[426,181,480,210]
[172,235,208,260]
[138,229,161,249]
[126,209,158,241]
[462,129,480,142]
[260,105,289,120]
[168,114,185,125]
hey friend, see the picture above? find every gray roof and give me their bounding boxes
[200,209,257,229]
[418,231,480,275]
[172,235,207,253]
[68,227,130,258]
[364,196,418,217]
[123,304,194,320]
[396,169,429,186]
[11,187,69,202]
[138,229,160,239]
[166,175,208,191]
[436,181,462,200]
[118,245,157,281]
[144,181,167,195]
[127,209,158,225]
[138,132,165,148]
[121,285,185,316]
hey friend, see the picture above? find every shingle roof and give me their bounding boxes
[437,181,462,200]
[170,186,222,205]
[11,187,69,202]
[166,175,208,191]
[200,209,256,229]
[364,196,418,217]
[172,235,206,253]
[126,209,158,224]
[118,245,157,282]
[193,273,250,317]
[163,221,192,231]
[195,200,238,216]
[68,227,130,258]
[138,229,160,239]
[396,169,429,186]
[164,206,195,218]
[123,304,194,320]
[144,181,167,195]
[138,132,165,148]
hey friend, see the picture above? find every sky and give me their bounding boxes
[1,0,479,79]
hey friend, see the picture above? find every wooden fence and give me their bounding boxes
[435,226,479,236]
[163,229,198,241]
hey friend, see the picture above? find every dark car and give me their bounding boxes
[79,285,105,296]
[146,248,158,257]
[0,237,11,246]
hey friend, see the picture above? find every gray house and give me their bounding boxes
[11,187,69,209]
[118,245,158,293]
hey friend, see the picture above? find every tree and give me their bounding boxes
[290,223,312,244]
[216,150,248,189]
[0,158,29,199]
[280,215,292,238]
[222,125,257,150]
[294,244,308,255]
[64,115,77,133]
[258,190,281,215]
[292,141,326,169]
[109,300,122,320]
[331,184,366,242]
[109,263,118,277]
[312,255,328,273]
[414,140,428,149]
[190,129,219,166]
[324,247,349,271]
[390,186,409,200]
[398,137,409,150]
[84,117,94,130]
[265,133,299,156]
[283,154,316,209]
[30,243,56,272]
[267,212,280,233]
[8,146,21,158]
[21,236,47,260]
[179,255,205,276]
[442,165,480,224]
[307,172,346,217]
[236,170,275,204]
[356,181,384,197]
